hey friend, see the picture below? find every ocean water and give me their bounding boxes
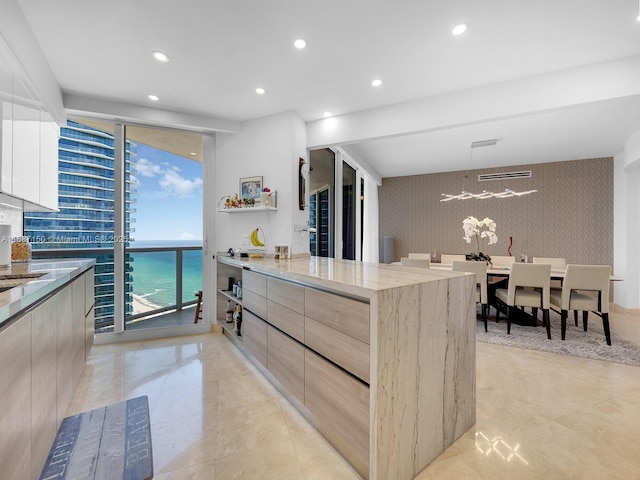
[129,240,203,308]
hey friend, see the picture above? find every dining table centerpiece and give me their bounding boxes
[463,216,497,264]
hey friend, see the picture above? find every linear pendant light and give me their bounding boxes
[440,139,537,202]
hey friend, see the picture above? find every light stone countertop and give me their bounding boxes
[218,253,465,300]
[0,258,96,329]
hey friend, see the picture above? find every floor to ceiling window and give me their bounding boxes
[24,118,205,336]
[124,124,203,331]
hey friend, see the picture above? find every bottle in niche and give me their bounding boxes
[225,300,234,323]
[233,303,242,336]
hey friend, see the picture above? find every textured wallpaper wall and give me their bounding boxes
[379,157,613,266]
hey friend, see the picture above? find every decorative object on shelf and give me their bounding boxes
[274,244,290,260]
[240,176,263,202]
[260,187,277,207]
[463,216,497,264]
[440,139,537,202]
[233,303,242,336]
[226,300,234,323]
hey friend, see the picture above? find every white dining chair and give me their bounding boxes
[452,261,488,331]
[441,254,466,264]
[490,255,516,268]
[549,264,612,345]
[533,257,567,270]
[495,263,552,339]
[401,257,430,268]
[408,253,431,260]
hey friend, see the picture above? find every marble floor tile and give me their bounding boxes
[67,308,640,480]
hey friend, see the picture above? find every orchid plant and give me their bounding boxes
[463,216,497,263]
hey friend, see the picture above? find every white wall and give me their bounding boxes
[214,111,309,255]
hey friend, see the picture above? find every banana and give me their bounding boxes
[250,228,265,247]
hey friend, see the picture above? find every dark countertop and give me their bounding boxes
[0,258,95,330]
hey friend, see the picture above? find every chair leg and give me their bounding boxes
[582,311,589,331]
[543,309,551,339]
[532,307,538,326]
[481,304,488,332]
[507,306,513,334]
[602,313,612,346]
[495,302,501,323]
[561,310,568,340]
[574,310,579,327]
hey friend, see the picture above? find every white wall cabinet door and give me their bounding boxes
[39,114,59,210]
[0,54,13,194]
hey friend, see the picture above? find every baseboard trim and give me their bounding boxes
[94,323,211,344]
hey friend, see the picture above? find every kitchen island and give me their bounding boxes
[217,254,476,480]
[0,258,95,479]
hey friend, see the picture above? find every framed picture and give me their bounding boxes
[240,176,263,201]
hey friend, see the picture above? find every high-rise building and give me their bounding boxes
[23,120,137,329]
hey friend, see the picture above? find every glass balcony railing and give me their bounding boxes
[32,245,203,332]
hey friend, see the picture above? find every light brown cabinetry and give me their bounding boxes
[0,314,32,480]
[267,326,305,403]
[267,299,304,342]
[305,349,370,473]
[305,316,370,383]
[243,309,268,366]
[217,261,370,477]
[267,276,304,314]
[0,269,93,479]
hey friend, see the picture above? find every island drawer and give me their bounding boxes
[267,326,305,403]
[304,288,370,344]
[243,289,267,319]
[267,276,304,314]
[304,349,369,474]
[243,270,267,297]
[243,310,268,367]
[267,299,304,343]
[305,317,370,383]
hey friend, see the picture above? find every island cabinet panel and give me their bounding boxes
[267,326,305,403]
[243,310,268,366]
[304,288,370,344]
[243,269,267,297]
[243,289,267,319]
[305,349,370,475]
[305,316,370,383]
[267,299,305,343]
[267,276,304,314]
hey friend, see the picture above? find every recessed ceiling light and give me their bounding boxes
[190,152,196,156]
[323,112,332,118]
[152,51,170,62]
[255,87,266,95]
[294,39,307,49]
[148,94,159,101]
[371,79,382,87]
[452,23,468,35]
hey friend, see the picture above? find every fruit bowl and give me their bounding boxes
[248,248,266,258]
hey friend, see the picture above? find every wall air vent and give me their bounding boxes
[478,171,532,182]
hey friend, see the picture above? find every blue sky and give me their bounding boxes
[131,143,203,242]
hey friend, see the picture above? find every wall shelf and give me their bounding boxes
[217,206,277,213]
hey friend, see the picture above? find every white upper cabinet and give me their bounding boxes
[0,54,13,194]
[0,50,59,211]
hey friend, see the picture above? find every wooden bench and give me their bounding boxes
[39,396,153,480]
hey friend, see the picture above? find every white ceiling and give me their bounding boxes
[16,0,640,177]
